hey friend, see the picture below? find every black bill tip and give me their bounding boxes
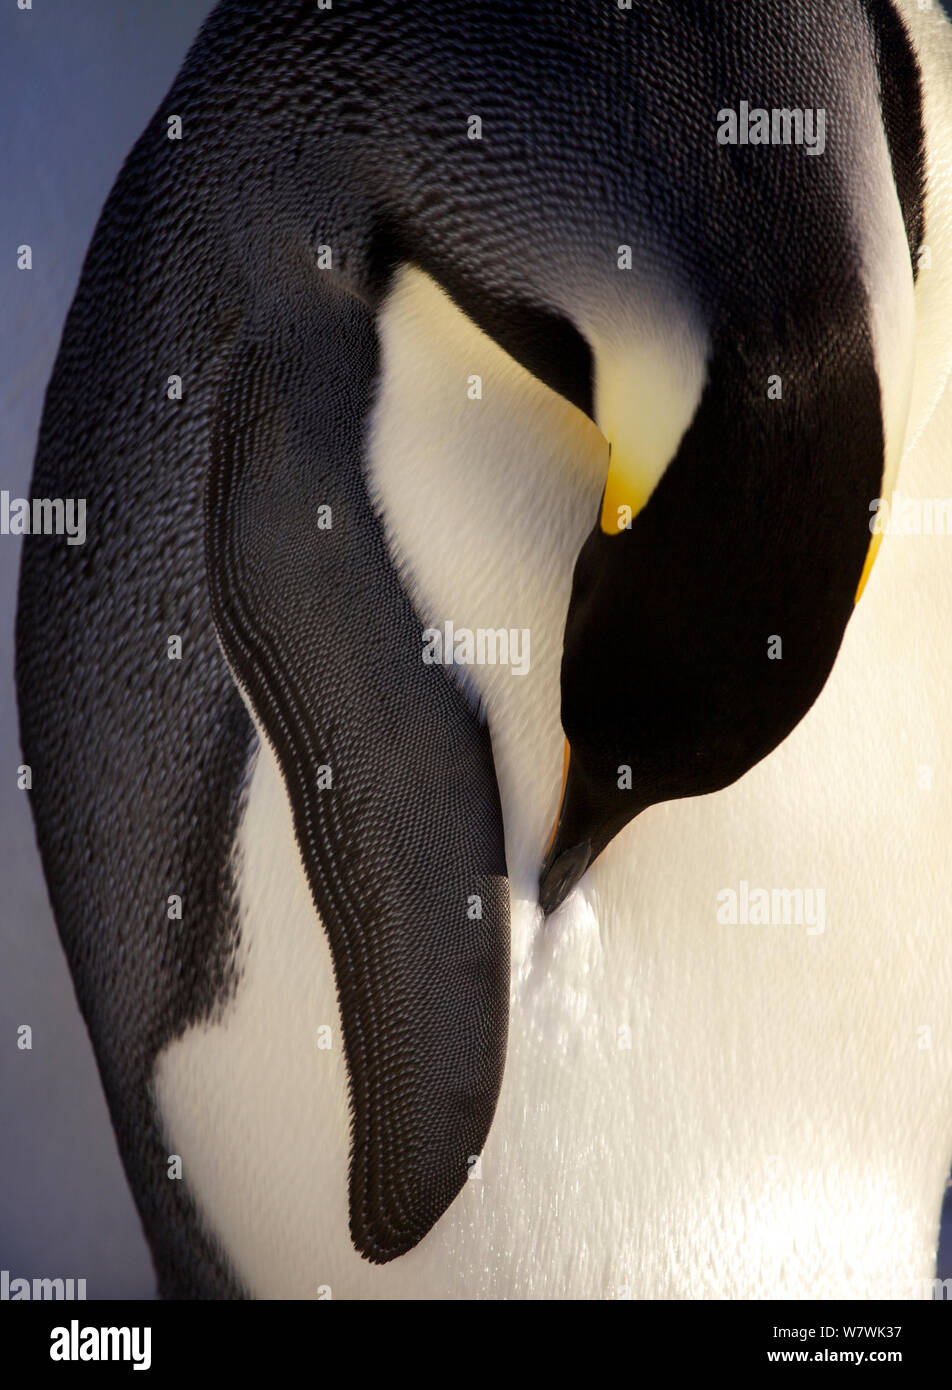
[539,839,592,916]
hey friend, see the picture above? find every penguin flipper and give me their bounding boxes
[206,284,510,1263]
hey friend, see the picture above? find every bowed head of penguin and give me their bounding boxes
[16,0,952,1297]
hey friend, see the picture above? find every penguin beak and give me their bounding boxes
[538,743,640,916]
[539,826,591,916]
[539,743,589,914]
[537,348,701,916]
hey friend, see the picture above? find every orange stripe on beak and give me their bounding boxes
[544,738,571,857]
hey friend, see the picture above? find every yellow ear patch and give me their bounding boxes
[586,308,708,541]
[599,447,653,534]
[854,530,883,605]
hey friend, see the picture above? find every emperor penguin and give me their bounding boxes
[15,0,952,1299]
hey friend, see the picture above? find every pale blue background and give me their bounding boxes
[1,0,218,1301]
[1,0,950,1300]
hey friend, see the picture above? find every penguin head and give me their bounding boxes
[539,310,888,916]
